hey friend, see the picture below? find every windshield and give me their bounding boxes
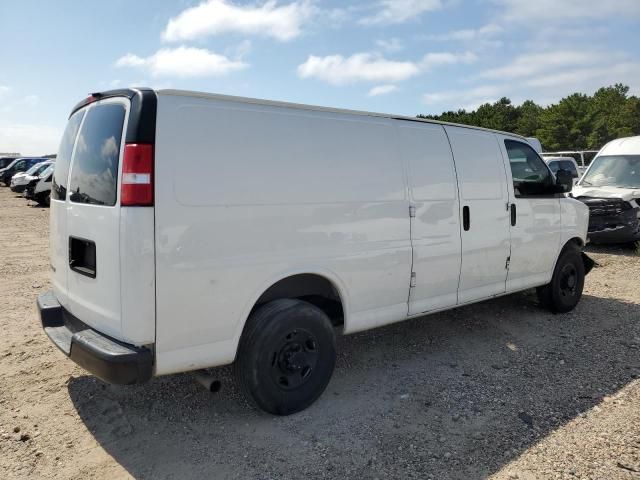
[34,163,52,176]
[0,158,15,169]
[579,155,640,188]
[40,165,54,178]
[26,162,47,175]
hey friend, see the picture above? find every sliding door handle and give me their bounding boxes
[463,206,470,231]
[510,203,517,226]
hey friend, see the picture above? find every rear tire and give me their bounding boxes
[234,299,336,415]
[537,244,585,313]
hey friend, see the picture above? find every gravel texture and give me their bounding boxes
[0,186,639,479]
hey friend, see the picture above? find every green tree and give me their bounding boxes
[515,100,542,137]
[418,85,640,151]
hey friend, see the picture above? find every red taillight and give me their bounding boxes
[121,143,154,206]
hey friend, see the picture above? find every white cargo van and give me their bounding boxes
[39,88,592,415]
[572,135,640,244]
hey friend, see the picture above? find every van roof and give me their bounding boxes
[600,135,640,156]
[156,89,528,140]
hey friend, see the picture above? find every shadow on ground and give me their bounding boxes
[586,242,639,257]
[68,292,640,479]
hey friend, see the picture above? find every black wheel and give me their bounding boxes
[537,244,585,313]
[234,299,336,415]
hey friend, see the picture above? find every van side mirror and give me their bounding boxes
[555,169,573,193]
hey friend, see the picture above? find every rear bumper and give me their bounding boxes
[37,291,153,384]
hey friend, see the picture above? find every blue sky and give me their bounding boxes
[1,0,640,155]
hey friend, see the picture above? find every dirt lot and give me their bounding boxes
[1,185,639,480]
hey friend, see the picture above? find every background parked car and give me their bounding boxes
[0,156,18,170]
[543,156,581,185]
[572,135,640,245]
[0,157,48,186]
[24,164,54,206]
[543,151,599,175]
[10,161,54,193]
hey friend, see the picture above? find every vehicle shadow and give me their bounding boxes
[586,243,639,257]
[68,292,640,479]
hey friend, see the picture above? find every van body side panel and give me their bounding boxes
[119,207,155,345]
[559,198,589,249]
[153,94,411,374]
[399,122,461,315]
[505,196,561,291]
[444,127,511,304]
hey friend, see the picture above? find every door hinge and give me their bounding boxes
[506,202,511,211]
[409,205,416,218]
[505,256,511,270]
[410,271,417,287]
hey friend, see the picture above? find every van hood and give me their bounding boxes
[572,185,640,202]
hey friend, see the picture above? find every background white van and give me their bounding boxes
[572,135,640,244]
[39,88,591,415]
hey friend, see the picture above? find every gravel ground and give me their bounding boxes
[1,185,639,480]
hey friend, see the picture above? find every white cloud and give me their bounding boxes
[297,53,420,85]
[421,51,477,69]
[0,124,62,156]
[298,50,475,85]
[422,49,640,112]
[162,0,315,42]
[479,50,611,79]
[493,0,640,21]
[368,84,398,96]
[375,38,403,53]
[429,23,502,41]
[22,95,39,107]
[360,0,443,25]
[523,62,640,92]
[423,85,505,110]
[115,46,248,78]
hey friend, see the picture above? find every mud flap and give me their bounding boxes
[582,252,595,275]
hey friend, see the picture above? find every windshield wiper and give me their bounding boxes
[580,180,593,186]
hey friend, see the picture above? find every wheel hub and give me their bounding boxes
[270,329,318,390]
[559,264,577,297]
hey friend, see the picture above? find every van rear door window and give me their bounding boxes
[52,110,84,201]
[68,103,126,206]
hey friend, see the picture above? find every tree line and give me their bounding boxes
[418,84,640,151]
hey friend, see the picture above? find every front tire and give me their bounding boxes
[537,244,585,313]
[234,299,336,415]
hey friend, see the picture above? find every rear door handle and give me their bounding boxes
[463,206,470,231]
[510,203,516,226]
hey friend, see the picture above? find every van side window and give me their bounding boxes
[52,110,85,201]
[504,140,554,197]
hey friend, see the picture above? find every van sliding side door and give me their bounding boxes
[400,122,462,316]
[445,127,511,304]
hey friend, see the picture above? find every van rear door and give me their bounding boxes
[50,89,157,345]
[65,97,128,339]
